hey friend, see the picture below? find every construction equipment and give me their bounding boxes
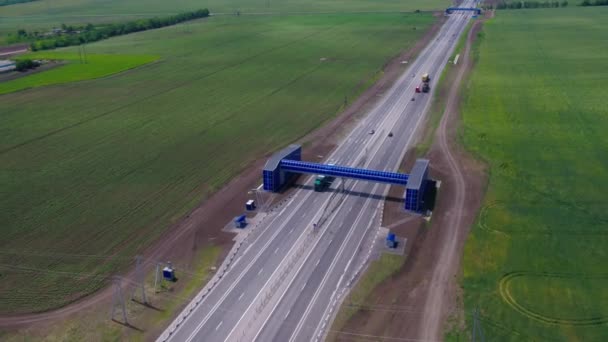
[421,72,431,93]
[422,82,430,93]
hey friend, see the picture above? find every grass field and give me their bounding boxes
[0,12,435,314]
[328,253,405,341]
[0,0,449,39]
[0,52,158,94]
[460,7,608,341]
[0,246,222,341]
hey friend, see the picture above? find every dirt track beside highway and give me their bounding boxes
[335,18,488,342]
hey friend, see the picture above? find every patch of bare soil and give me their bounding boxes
[0,12,448,339]
[335,20,488,342]
[0,43,29,57]
[0,61,64,83]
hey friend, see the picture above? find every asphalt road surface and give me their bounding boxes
[160,5,475,342]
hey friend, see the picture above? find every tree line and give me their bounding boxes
[485,0,607,9]
[0,0,38,6]
[483,1,568,9]
[10,9,209,51]
[580,0,608,6]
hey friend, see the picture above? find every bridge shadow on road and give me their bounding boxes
[291,183,404,203]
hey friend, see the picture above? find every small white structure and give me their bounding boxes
[0,60,16,73]
[453,54,460,65]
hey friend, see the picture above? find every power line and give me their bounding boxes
[0,250,209,278]
[0,263,112,279]
[0,258,529,341]
[0,249,134,259]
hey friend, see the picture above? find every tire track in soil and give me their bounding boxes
[499,271,608,326]
[417,19,482,342]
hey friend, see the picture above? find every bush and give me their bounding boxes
[15,59,40,72]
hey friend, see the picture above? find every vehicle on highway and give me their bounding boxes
[369,129,375,134]
[415,85,421,93]
[422,73,430,82]
[422,82,430,93]
[314,175,333,192]
[411,97,415,101]
[388,132,393,137]
[314,164,336,192]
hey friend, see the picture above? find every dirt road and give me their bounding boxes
[419,19,483,342]
[0,44,29,57]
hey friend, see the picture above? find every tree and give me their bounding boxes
[15,59,39,72]
[561,0,568,6]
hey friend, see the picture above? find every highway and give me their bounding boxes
[159,5,475,342]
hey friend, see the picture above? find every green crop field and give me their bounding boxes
[0,12,435,313]
[0,52,159,94]
[461,7,608,341]
[0,0,449,39]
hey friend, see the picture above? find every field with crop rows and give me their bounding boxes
[461,7,608,341]
[0,12,435,313]
[0,52,158,94]
[0,0,449,38]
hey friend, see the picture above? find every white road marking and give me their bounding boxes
[166,7,473,341]
[238,292,244,301]
[288,8,474,340]
[257,268,264,276]
[215,321,223,331]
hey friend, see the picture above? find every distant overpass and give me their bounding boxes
[446,7,482,15]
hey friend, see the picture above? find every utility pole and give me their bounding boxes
[472,307,485,342]
[81,40,88,64]
[110,276,128,323]
[154,262,162,293]
[131,255,147,304]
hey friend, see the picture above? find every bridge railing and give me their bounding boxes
[280,160,409,186]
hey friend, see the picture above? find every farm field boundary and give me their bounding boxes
[0,52,159,95]
[0,0,451,40]
[461,7,608,341]
[0,12,437,315]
